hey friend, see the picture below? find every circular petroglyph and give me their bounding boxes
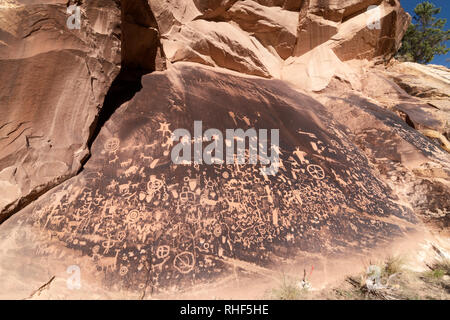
[119,265,128,276]
[156,245,170,259]
[126,209,140,224]
[104,138,120,152]
[307,164,325,180]
[147,177,164,193]
[117,231,126,241]
[173,252,195,274]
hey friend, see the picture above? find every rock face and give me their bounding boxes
[151,0,409,80]
[314,61,450,235]
[0,0,121,220]
[0,63,419,298]
[294,0,409,59]
[0,0,449,299]
[0,0,411,219]
[388,62,450,145]
[282,0,410,91]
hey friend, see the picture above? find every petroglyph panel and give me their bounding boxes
[0,64,418,293]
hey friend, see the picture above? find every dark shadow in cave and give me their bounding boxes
[80,0,165,171]
[84,67,145,160]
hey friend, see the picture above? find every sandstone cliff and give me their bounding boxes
[0,0,448,299]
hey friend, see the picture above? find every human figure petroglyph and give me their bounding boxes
[101,236,117,255]
[157,121,171,136]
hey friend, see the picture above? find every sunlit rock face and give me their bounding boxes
[151,0,409,79]
[0,0,448,299]
[0,63,419,296]
[0,0,411,219]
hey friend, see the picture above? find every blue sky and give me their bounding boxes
[400,0,449,67]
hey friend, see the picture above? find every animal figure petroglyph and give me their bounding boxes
[120,159,132,168]
[131,183,140,189]
[109,155,118,164]
[124,165,139,177]
[200,195,217,207]
[106,179,119,191]
[97,249,120,272]
[144,142,157,150]
[224,198,245,213]
[140,153,153,161]
[119,182,132,193]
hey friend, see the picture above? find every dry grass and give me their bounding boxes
[268,275,310,300]
[267,255,450,300]
[383,255,406,277]
[326,255,450,300]
[424,257,450,280]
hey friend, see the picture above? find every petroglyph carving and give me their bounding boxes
[307,164,325,180]
[156,245,170,259]
[97,249,120,272]
[104,138,120,152]
[173,252,195,274]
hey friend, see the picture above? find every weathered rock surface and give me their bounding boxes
[283,0,410,91]
[314,60,450,235]
[387,62,450,143]
[151,0,409,81]
[0,0,412,221]
[0,63,421,298]
[0,0,448,299]
[0,0,121,220]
